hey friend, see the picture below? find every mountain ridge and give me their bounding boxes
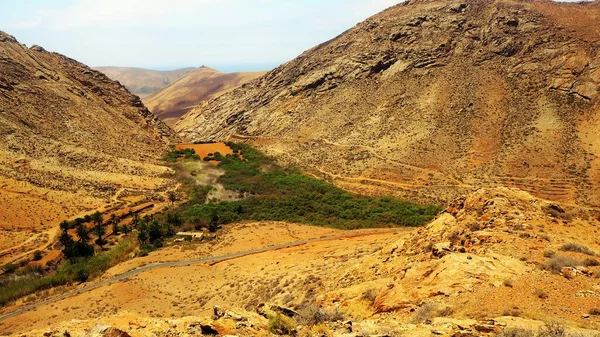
[176,0,600,207]
[0,31,178,251]
[143,66,264,126]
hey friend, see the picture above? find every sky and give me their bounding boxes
[0,0,403,72]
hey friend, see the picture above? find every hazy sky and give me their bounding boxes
[1,0,402,72]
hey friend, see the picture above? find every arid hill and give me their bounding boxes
[93,66,194,97]
[143,67,264,126]
[176,0,600,208]
[0,32,178,253]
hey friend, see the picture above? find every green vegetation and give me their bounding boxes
[181,143,440,229]
[0,142,440,308]
[163,147,201,162]
[0,239,136,307]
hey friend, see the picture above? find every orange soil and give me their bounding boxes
[0,222,407,334]
[175,143,233,159]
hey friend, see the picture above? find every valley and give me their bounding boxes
[1,0,600,336]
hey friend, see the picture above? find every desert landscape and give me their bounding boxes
[1,0,600,336]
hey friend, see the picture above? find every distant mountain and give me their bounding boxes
[176,0,600,207]
[93,66,195,97]
[143,67,264,126]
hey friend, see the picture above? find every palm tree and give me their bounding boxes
[91,211,103,227]
[59,220,71,231]
[110,214,119,235]
[76,223,89,242]
[168,191,177,209]
[94,224,106,249]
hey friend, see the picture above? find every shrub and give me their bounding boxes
[538,322,565,337]
[497,328,535,337]
[2,263,18,273]
[560,243,596,256]
[361,289,378,305]
[540,255,579,274]
[411,303,453,324]
[32,250,43,261]
[543,250,556,258]
[297,305,344,326]
[533,289,549,299]
[589,308,600,316]
[583,258,600,267]
[268,313,297,335]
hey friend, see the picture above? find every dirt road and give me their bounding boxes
[0,229,398,322]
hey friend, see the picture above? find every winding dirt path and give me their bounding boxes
[0,229,398,323]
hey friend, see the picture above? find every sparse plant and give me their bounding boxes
[32,250,43,261]
[533,289,549,299]
[503,279,514,288]
[361,289,378,305]
[540,255,578,274]
[538,322,566,337]
[411,302,453,323]
[268,312,297,335]
[543,250,556,258]
[300,305,343,325]
[496,328,535,337]
[470,222,481,232]
[448,231,461,244]
[589,308,600,316]
[560,243,596,256]
[583,258,600,267]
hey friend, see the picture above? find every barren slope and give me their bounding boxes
[0,32,178,251]
[93,66,194,97]
[176,0,600,207]
[143,67,264,126]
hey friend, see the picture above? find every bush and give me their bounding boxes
[560,243,596,256]
[540,255,579,274]
[538,322,565,337]
[543,250,556,258]
[268,313,297,335]
[0,239,136,307]
[32,250,43,261]
[361,289,378,305]
[497,328,535,337]
[533,289,549,299]
[3,263,18,273]
[589,308,600,316]
[411,303,453,323]
[297,305,344,326]
[583,258,600,267]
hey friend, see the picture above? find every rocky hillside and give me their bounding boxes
[0,31,178,249]
[176,0,600,207]
[93,66,194,97]
[143,67,264,126]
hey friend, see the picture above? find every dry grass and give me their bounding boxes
[411,302,453,323]
[540,255,579,274]
[560,243,596,256]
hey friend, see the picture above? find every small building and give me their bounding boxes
[175,232,204,242]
